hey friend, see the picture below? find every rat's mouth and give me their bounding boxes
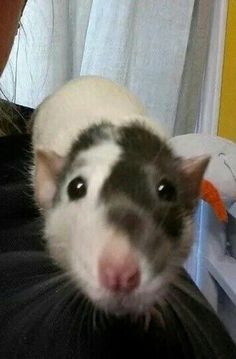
[95,295,149,315]
[81,268,170,316]
[90,287,161,316]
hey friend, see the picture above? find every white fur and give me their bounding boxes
[32,76,167,158]
[46,140,122,265]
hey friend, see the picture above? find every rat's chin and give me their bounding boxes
[86,289,157,316]
[97,297,151,316]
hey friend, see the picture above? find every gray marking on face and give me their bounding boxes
[52,121,197,280]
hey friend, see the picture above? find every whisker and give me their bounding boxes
[4,272,70,305]
[86,301,94,335]
[77,296,91,340]
[41,280,78,322]
[92,306,98,331]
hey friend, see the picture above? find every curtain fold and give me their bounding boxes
[78,0,195,134]
[0,0,94,106]
[174,0,215,135]
[70,0,94,78]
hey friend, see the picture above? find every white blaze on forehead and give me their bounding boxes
[66,140,122,201]
[46,139,122,270]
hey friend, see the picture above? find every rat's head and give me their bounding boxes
[34,122,209,315]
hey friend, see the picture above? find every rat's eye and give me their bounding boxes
[157,179,176,202]
[67,176,87,200]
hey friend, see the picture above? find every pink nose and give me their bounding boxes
[99,255,140,293]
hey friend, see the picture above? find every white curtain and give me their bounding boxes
[1,0,197,135]
[0,0,215,280]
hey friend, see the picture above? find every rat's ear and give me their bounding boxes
[180,155,210,207]
[34,150,65,210]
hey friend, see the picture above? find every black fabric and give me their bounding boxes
[0,252,235,359]
[0,104,42,252]
[0,105,235,358]
[0,133,43,252]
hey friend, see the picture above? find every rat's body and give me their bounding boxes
[32,76,209,315]
[33,75,165,158]
[1,76,236,359]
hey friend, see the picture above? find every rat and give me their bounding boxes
[31,75,209,316]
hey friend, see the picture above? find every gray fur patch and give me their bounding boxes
[53,121,196,276]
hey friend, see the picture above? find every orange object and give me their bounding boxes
[200,179,228,223]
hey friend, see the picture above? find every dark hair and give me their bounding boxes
[0,99,33,136]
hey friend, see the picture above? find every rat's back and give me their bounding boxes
[32,76,165,157]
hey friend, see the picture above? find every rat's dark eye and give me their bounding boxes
[67,176,87,200]
[157,179,177,202]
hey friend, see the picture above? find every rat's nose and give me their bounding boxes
[98,253,140,293]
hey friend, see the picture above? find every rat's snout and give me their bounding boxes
[98,248,140,293]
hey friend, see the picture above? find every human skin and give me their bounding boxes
[0,0,27,75]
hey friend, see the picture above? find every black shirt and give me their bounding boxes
[0,132,43,252]
[0,104,42,252]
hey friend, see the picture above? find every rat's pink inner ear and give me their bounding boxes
[180,155,210,202]
[34,150,65,210]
